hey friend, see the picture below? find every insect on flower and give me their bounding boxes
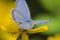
[12,0,50,30]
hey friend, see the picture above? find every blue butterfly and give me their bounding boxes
[12,0,50,30]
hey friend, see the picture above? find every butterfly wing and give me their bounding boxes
[12,10,26,23]
[16,0,30,19]
[18,22,34,30]
[33,20,50,24]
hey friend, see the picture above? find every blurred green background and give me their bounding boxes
[0,0,60,40]
[27,0,60,36]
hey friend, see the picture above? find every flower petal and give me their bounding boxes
[27,26,48,34]
[22,31,29,40]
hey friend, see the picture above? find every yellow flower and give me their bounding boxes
[1,25,48,40]
[0,1,19,40]
[47,34,60,40]
[0,1,48,40]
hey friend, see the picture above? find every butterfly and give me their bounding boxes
[12,0,50,30]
